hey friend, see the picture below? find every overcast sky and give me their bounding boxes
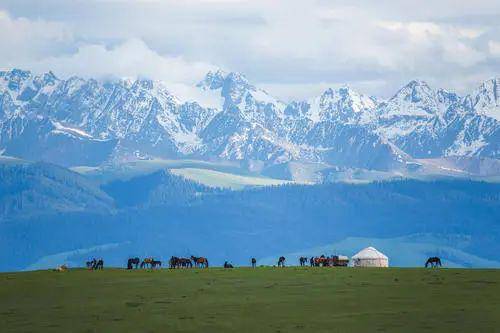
[0,0,499,100]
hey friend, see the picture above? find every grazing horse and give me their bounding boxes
[224,261,234,268]
[169,256,179,269]
[299,257,308,266]
[86,260,95,270]
[278,256,286,267]
[170,257,192,269]
[425,257,442,268]
[191,256,209,268]
[180,258,193,268]
[313,255,331,267]
[93,259,104,270]
[151,260,162,269]
[251,258,257,268]
[127,257,140,269]
[141,258,154,269]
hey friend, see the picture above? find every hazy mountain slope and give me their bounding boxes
[0,160,113,219]
[0,178,498,271]
[101,169,215,207]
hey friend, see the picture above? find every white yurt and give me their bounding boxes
[351,247,389,267]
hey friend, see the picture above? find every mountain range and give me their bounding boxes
[1,68,498,177]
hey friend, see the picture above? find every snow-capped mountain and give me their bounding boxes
[0,68,498,172]
[374,79,499,159]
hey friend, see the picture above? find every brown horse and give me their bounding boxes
[278,256,286,267]
[141,257,154,269]
[313,255,328,267]
[425,257,442,268]
[178,258,193,268]
[191,256,209,268]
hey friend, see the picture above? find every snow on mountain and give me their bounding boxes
[0,68,498,172]
[374,79,499,159]
[304,86,377,124]
[464,78,500,121]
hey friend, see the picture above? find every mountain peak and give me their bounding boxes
[475,77,499,100]
[406,79,429,87]
[391,79,434,104]
[3,68,32,79]
[468,77,500,120]
[197,69,227,90]
[0,68,32,91]
[34,71,59,86]
[225,71,249,85]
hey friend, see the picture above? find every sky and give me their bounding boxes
[0,0,499,101]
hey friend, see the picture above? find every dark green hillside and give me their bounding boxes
[1,179,499,271]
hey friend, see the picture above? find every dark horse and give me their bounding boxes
[191,256,209,268]
[86,259,95,270]
[169,256,179,269]
[87,258,103,270]
[278,256,286,267]
[179,258,193,268]
[425,257,442,268]
[127,257,140,269]
[169,256,192,269]
[90,259,103,270]
[299,257,308,266]
[151,260,162,269]
[224,261,234,268]
[251,258,257,268]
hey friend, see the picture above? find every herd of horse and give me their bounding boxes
[298,255,350,267]
[124,256,210,270]
[85,256,443,270]
[86,258,104,270]
[126,257,162,269]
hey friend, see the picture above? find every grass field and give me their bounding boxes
[1,268,500,332]
[170,168,292,189]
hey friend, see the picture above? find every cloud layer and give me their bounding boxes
[0,0,499,100]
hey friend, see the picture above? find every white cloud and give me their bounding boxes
[0,11,71,65]
[31,38,216,84]
[489,41,500,56]
[0,0,498,98]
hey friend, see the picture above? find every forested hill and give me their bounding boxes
[1,174,499,271]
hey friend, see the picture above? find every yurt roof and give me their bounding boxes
[352,247,388,260]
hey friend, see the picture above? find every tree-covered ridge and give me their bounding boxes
[1,168,499,271]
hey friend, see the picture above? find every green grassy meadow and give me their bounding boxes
[1,267,500,332]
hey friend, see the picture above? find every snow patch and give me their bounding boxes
[52,121,93,138]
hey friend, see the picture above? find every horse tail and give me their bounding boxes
[205,259,209,268]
